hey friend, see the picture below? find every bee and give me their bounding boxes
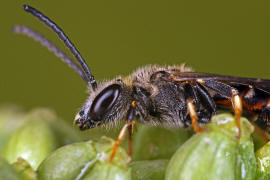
[16,5,270,160]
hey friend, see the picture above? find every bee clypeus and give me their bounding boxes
[16,5,270,160]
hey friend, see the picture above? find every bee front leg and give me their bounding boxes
[127,119,135,159]
[110,101,136,161]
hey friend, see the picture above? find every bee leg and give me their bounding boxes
[255,105,270,141]
[197,79,243,138]
[110,123,129,161]
[110,101,136,161]
[184,83,204,132]
[127,120,135,159]
[195,83,216,116]
[232,92,243,138]
[186,99,204,132]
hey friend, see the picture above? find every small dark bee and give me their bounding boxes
[16,5,270,160]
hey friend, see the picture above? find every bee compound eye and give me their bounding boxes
[90,84,121,121]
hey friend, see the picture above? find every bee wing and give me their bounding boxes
[169,72,270,130]
[171,72,270,93]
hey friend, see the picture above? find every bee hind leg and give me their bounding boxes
[232,93,243,138]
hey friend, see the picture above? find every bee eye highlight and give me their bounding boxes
[90,84,121,121]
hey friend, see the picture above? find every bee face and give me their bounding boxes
[74,80,132,130]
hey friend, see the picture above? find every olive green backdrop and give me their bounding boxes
[0,1,269,122]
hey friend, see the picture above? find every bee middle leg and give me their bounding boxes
[184,83,206,132]
[197,79,243,138]
[186,99,204,132]
[184,82,217,132]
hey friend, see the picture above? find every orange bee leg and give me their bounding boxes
[110,123,129,161]
[187,99,204,133]
[110,101,136,161]
[127,120,135,159]
[196,79,243,138]
[232,91,243,139]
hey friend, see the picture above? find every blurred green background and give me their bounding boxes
[0,0,269,123]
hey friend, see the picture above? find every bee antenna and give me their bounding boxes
[23,5,97,90]
[13,25,89,83]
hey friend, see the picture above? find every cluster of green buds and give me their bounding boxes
[0,105,270,180]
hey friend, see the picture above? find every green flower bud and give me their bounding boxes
[130,159,168,180]
[0,105,25,153]
[0,107,85,171]
[0,157,21,180]
[12,157,37,180]
[165,113,256,180]
[256,142,270,180]
[1,110,58,170]
[37,137,131,180]
[133,124,192,160]
[30,108,83,145]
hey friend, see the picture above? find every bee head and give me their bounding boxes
[74,79,132,130]
[19,6,133,130]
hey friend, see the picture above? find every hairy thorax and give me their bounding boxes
[126,64,194,128]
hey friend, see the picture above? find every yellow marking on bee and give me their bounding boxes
[196,79,205,84]
[131,101,136,108]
